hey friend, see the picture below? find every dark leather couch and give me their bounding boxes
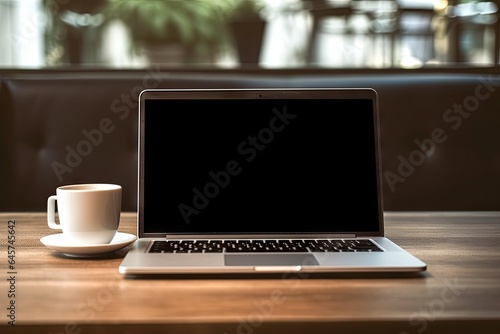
[1,68,500,212]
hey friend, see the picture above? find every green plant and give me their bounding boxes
[104,0,232,61]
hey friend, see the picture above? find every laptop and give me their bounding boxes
[119,88,427,275]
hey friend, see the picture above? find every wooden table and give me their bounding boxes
[1,212,500,334]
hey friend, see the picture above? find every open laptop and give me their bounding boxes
[119,88,427,275]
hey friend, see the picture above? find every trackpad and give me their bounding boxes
[225,254,319,266]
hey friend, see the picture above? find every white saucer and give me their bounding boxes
[40,232,136,257]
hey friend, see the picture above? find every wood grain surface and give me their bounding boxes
[1,211,499,334]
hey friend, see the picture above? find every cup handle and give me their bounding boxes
[47,195,61,230]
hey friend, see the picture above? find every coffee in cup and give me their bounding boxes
[47,183,122,244]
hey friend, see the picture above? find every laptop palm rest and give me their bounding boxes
[225,254,319,266]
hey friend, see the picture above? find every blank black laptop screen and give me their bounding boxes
[142,96,381,235]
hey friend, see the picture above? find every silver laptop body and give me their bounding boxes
[119,88,427,275]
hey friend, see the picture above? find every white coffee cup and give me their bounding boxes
[47,184,122,245]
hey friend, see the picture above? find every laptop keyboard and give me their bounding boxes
[149,239,383,253]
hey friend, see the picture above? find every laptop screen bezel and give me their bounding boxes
[137,88,384,238]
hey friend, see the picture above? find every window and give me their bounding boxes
[1,0,498,69]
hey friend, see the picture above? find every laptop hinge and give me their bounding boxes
[164,234,357,240]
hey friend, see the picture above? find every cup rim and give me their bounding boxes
[57,183,121,192]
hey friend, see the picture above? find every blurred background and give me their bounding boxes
[0,0,498,69]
